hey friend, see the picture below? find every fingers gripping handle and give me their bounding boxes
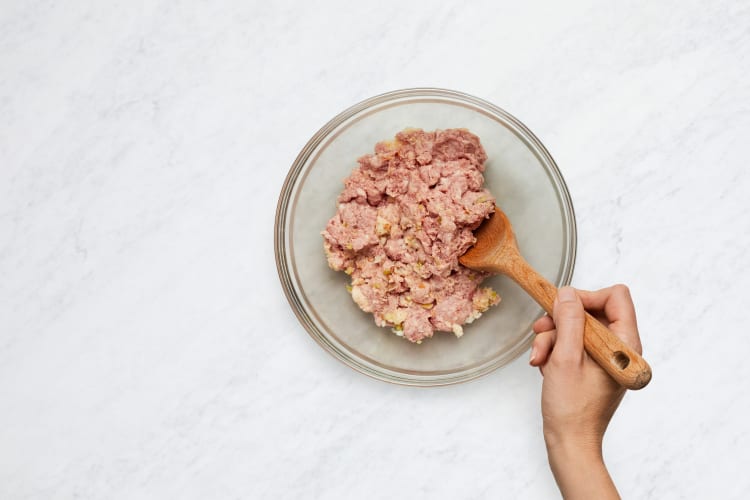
[505,255,652,390]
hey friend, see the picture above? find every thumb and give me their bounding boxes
[551,286,585,364]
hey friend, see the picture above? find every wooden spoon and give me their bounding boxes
[460,206,652,390]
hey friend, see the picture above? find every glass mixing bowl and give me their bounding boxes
[275,88,576,386]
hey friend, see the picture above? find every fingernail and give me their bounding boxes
[558,286,576,303]
[529,346,537,364]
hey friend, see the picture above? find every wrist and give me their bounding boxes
[546,435,603,466]
[544,427,604,466]
[543,416,604,449]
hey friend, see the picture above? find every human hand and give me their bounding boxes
[529,285,642,499]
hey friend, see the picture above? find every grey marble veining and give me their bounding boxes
[1,1,749,498]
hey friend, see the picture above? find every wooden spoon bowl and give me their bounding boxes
[460,206,652,390]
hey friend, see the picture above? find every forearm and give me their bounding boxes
[546,439,620,500]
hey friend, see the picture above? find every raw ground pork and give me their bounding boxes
[322,128,500,343]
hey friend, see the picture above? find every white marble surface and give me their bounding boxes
[1,1,749,498]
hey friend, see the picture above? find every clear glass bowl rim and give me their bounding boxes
[275,87,577,386]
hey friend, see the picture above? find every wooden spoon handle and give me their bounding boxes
[582,311,652,389]
[503,255,652,390]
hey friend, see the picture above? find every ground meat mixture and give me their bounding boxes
[322,128,501,343]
